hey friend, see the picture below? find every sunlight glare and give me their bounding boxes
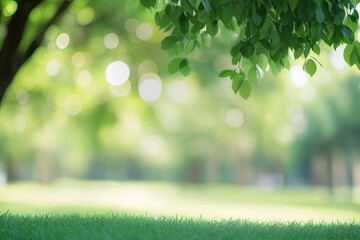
[289,65,308,87]
[56,33,70,49]
[125,18,138,32]
[104,33,119,49]
[71,52,86,68]
[139,74,162,102]
[330,45,346,71]
[225,108,244,128]
[46,59,60,77]
[105,61,130,86]
[136,23,153,41]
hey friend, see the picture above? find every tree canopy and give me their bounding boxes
[141,0,360,99]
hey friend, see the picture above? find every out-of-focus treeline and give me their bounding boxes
[0,1,359,195]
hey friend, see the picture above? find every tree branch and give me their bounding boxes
[0,0,43,104]
[0,0,43,71]
[18,0,73,69]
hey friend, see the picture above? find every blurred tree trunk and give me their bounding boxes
[324,144,334,197]
[342,139,354,202]
[6,157,20,182]
[0,0,72,104]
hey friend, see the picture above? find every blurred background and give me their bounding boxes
[0,0,360,221]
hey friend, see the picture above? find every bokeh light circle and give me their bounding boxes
[105,61,130,86]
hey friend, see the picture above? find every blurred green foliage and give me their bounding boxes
[0,1,359,196]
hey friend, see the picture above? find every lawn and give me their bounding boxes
[1,212,359,240]
[0,180,359,239]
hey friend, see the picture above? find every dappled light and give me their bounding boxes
[103,33,119,49]
[71,52,86,68]
[225,108,244,128]
[3,1,17,17]
[105,61,130,86]
[330,45,347,71]
[46,59,61,77]
[139,73,162,102]
[56,33,70,49]
[136,23,153,41]
[289,65,308,87]
[125,18,138,32]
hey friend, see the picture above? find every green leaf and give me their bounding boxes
[188,0,201,8]
[179,14,189,34]
[354,42,360,67]
[304,59,317,76]
[197,10,208,23]
[181,0,193,13]
[247,66,258,84]
[288,0,298,12]
[201,32,211,48]
[168,58,182,74]
[185,40,196,54]
[206,20,218,36]
[179,59,191,76]
[315,7,325,23]
[218,69,235,78]
[271,31,280,46]
[161,36,178,50]
[348,42,360,66]
[240,42,254,58]
[344,16,359,34]
[232,53,241,65]
[239,81,251,99]
[251,9,262,26]
[294,47,303,59]
[259,19,271,39]
[140,0,156,8]
[201,0,211,12]
[220,5,233,25]
[340,25,354,44]
[343,44,354,66]
[312,44,321,55]
[231,73,244,93]
[280,58,291,70]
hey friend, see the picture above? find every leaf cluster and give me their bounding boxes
[141,0,360,99]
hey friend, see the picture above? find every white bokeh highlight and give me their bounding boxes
[289,65,308,87]
[105,61,130,86]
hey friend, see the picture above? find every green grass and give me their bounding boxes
[1,180,360,239]
[1,212,359,240]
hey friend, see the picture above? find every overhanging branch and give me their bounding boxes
[18,0,73,69]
